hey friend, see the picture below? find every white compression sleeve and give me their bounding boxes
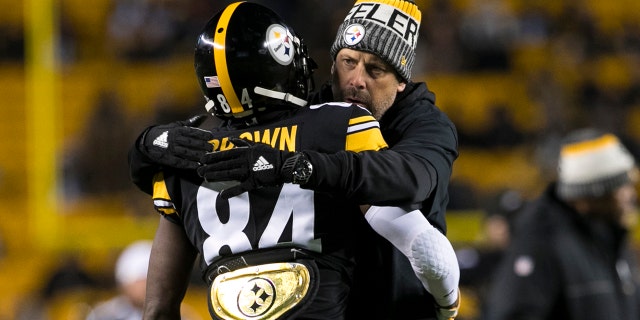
[364,206,460,307]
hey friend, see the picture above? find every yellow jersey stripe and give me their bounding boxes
[348,120,380,134]
[152,172,178,216]
[346,126,388,152]
[349,115,377,126]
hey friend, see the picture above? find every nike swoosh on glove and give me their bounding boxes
[139,114,214,170]
[197,138,292,199]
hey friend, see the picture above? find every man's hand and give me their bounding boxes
[197,139,292,198]
[139,115,214,170]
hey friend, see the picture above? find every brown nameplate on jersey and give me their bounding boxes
[209,262,313,320]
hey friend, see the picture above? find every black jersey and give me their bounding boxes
[151,102,386,273]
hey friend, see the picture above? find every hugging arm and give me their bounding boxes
[129,115,214,195]
[305,110,458,207]
[363,205,460,319]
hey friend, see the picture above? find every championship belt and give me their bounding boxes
[208,258,319,320]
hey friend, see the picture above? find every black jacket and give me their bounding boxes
[486,184,640,320]
[309,81,458,319]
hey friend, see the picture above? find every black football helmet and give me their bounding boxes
[194,2,315,120]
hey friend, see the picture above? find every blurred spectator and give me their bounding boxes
[86,240,201,320]
[447,178,479,211]
[621,20,640,54]
[106,0,186,61]
[456,189,521,319]
[526,69,571,138]
[86,240,152,320]
[14,254,101,320]
[458,0,518,71]
[56,6,80,65]
[87,240,152,320]
[486,129,640,319]
[0,23,24,61]
[420,0,464,74]
[42,255,100,301]
[552,1,600,60]
[62,89,135,200]
[515,4,551,47]
[457,103,526,148]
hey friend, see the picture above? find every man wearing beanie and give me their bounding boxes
[486,129,640,320]
[314,1,460,319]
[127,1,460,319]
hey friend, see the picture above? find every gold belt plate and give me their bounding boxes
[209,262,311,320]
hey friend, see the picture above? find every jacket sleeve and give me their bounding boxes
[303,108,458,208]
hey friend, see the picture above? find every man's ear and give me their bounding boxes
[398,82,407,93]
[330,62,335,76]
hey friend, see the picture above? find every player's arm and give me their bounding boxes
[144,217,198,320]
[144,173,199,320]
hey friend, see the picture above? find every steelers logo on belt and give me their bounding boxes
[209,262,314,319]
[237,277,277,317]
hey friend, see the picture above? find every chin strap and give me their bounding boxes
[204,99,216,113]
[254,86,307,107]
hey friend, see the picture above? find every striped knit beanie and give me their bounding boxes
[330,0,421,82]
[557,129,636,200]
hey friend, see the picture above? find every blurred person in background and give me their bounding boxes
[486,129,640,320]
[456,189,521,319]
[86,240,153,320]
[62,89,134,201]
[106,0,184,61]
[86,240,202,320]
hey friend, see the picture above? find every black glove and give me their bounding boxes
[138,114,214,170]
[197,138,292,198]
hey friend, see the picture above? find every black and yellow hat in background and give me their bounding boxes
[557,129,637,199]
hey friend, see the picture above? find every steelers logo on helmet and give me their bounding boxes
[343,23,366,46]
[266,24,294,66]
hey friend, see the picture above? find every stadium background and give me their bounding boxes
[2,0,640,319]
